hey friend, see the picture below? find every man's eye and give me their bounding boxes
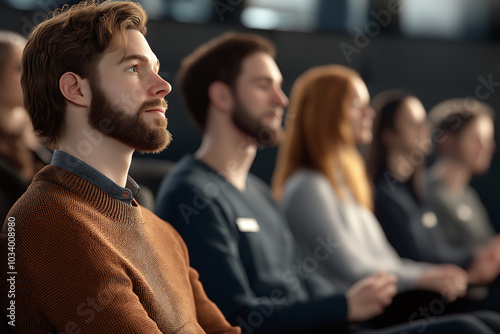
[126,66,137,73]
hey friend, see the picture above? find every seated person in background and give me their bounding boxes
[272,65,500,327]
[368,92,500,288]
[0,1,240,333]
[155,32,500,334]
[0,30,50,221]
[427,98,498,249]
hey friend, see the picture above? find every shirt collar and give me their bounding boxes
[50,149,140,205]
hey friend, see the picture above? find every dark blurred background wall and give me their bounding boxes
[1,0,499,230]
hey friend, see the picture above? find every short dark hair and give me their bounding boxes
[22,0,147,149]
[428,98,494,136]
[177,32,276,132]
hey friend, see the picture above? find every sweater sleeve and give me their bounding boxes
[9,210,167,333]
[156,182,348,334]
[282,171,427,293]
[172,228,241,334]
[189,267,241,334]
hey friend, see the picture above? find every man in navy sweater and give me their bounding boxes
[155,32,500,334]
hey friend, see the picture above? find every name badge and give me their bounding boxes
[236,218,260,233]
[456,204,472,222]
[422,212,438,229]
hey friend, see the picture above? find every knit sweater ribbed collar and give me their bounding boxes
[51,149,140,205]
[36,165,144,224]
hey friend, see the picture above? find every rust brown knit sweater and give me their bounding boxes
[0,165,241,334]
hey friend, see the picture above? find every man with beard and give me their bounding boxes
[0,1,241,333]
[153,33,500,334]
[155,32,402,334]
[155,33,500,334]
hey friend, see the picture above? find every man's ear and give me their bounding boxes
[59,72,91,108]
[208,81,233,113]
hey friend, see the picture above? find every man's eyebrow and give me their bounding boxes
[119,54,160,68]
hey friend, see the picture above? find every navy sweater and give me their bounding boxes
[155,155,347,334]
[374,168,473,268]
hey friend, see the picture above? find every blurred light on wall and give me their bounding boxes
[241,7,281,30]
[170,0,213,24]
[346,0,370,31]
[400,0,489,39]
[242,0,319,31]
[5,0,37,10]
[140,0,168,20]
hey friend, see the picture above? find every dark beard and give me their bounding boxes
[231,99,283,147]
[88,84,171,153]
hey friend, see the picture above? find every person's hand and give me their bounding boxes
[346,271,398,322]
[417,264,467,301]
[485,235,500,264]
[468,239,500,285]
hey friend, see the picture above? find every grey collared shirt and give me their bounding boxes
[51,149,140,205]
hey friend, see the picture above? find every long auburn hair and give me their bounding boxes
[272,65,373,210]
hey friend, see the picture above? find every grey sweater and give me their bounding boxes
[282,169,429,293]
[427,176,496,248]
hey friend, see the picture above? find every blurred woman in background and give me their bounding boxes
[272,65,477,327]
[0,31,50,221]
[427,98,498,249]
[368,92,500,289]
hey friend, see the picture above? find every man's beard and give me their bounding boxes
[88,85,172,153]
[231,99,283,147]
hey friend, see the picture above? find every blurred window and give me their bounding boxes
[400,0,489,39]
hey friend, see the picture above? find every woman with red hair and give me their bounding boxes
[272,65,500,326]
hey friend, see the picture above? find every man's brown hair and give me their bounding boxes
[22,0,148,149]
[177,32,276,132]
